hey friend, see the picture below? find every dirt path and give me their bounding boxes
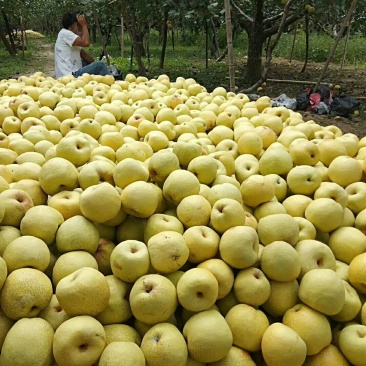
[21,38,55,78]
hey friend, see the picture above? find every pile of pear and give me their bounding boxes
[0,71,365,366]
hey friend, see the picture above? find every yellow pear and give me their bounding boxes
[183,309,233,363]
[163,169,200,206]
[141,323,188,366]
[56,267,110,316]
[53,315,106,366]
[104,324,142,346]
[0,317,54,366]
[225,304,269,352]
[121,181,159,218]
[99,341,146,366]
[0,226,21,255]
[233,267,270,307]
[129,274,178,325]
[52,250,98,287]
[38,294,71,331]
[183,226,220,265]
[20,205,64,245]
[261,322,307,366]
[298,268,345,316]
[56,215,99,254]
[257,213,300,246]
[95,275,132,325]
[262,279,299,317]
[148,231,189,274]
[303,344,350,366]
[2,235,50,273]
[0,268,53,320]
[11,178,48,206]
[260,240,301,281]
[283,303,332,355]
[177,268,219,312]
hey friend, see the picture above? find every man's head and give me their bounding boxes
[62,12,78,30]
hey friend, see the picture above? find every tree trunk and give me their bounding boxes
[159,10,168,69]
[91,25,97,44]
[137,31,146,57]
[121,3,146,76]
[210,18,220,58]
[1,10,16,53]
[244,0,265,84]
[246,29,265,84]
[0,27,16,55]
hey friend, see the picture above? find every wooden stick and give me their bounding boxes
[230,77,330,85]
[289,20,298,63]
[341,19,352,68]
[266,78,329,85]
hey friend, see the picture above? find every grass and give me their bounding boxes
[0,30,54,80]
[272,32,366,65]
[0,43,35,80]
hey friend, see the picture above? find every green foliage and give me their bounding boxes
[273,32,366,64]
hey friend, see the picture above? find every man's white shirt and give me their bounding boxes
[54,28,82,78]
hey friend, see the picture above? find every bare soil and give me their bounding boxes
[252,57,366,138]
[22,39,366,138]
[12,39,55,79]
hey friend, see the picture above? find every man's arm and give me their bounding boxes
[80,49,95,65]
[73,15,90,47]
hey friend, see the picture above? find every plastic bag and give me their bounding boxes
[315,84,332,103]
[107,64,123,80]
[296,91,311,111]
[314,102,330,115]
[271,94,297,110]
[330,96,361,117]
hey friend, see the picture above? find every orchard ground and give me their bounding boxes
[10,37,366,138]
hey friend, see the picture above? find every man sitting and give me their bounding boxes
[54,12,108,79]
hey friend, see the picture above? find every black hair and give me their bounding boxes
[62,12,78,29]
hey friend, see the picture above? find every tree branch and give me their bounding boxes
[264,10,307,38]
[263,12,283,26]
[231,0,253,30]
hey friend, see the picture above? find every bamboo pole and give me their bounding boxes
[224,0,235,92]
[121,16,124,58]
[289,20,299,63]
[314,0,358,91]
[341,19,352,69]
[205,20,209,69]
[19,8,25,57]
[300,14,309,73]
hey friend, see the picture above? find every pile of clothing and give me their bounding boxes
[270,85,361,117]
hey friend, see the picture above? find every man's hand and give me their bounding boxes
[77,14,87,27]
[73,14,91,47]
